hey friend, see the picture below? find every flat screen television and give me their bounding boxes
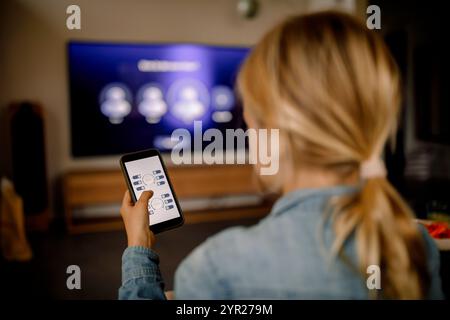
[68,41,249,157]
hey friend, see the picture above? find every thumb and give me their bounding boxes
[137,190,153,207]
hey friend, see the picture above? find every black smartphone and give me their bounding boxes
[120,148,184,234]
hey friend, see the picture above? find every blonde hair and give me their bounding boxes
[238,11,430,299]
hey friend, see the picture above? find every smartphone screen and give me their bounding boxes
[121,150,183,231]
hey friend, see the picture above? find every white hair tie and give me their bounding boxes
[360,156,386,179]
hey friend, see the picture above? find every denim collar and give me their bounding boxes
[269,185,360,218]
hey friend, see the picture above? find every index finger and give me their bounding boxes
[122,190,133,207]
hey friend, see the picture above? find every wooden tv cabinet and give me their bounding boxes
[63,164,274,234]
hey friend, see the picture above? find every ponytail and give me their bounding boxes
[332,176,430,299]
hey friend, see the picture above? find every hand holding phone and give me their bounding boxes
[120,149,184,235]
[120,190,156,248]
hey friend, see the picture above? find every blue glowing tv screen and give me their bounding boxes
[68,41,249,157]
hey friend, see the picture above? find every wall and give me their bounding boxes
[0,0,363,214]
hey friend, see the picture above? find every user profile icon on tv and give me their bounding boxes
[167,78,209,124]
[137,84,168,124]
[99,83,132,124]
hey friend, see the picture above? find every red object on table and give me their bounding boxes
[425,222,450,239]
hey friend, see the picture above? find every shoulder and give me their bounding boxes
[175,209,321,279]
[174,225,255,299]
[177,224,257,274]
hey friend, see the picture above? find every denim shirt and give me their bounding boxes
[119,185,444,299]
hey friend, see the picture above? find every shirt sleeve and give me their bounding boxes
[118,246,167,300]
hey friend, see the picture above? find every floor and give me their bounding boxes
[0,218,259,300]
